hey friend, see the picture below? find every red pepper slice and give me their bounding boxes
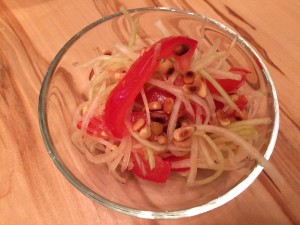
[207,67,250,94]
[104,36,198,138]
[130,151,171,183]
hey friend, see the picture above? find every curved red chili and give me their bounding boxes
[104,36,198,138]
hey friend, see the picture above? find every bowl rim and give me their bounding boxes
[38,6,279,219]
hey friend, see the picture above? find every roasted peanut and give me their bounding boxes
[139,126,151,139]
[182,84,200,94]
[163,97,174,114]
[193,76,207,98]
[151,122,164,135]
[197,83,207,98]
[150,111,169,123]
[173,126,195,142]
[148,101,162,111]
[183,71,195,84]
[158,59,175,75]
[132,118,146,131]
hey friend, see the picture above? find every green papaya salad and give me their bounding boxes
[71,11,271,185]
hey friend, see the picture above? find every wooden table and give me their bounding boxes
[1,0,299,224]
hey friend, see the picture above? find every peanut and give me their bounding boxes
[139,126,151,139]
[163,97,174,114]
[132,118,146,131]
[151,122,164,136]
[158,59,175,75]
[183,71,195,84]
[182,84,200,94]
[194,76,207,98]
[173,126,195,142]
[148,101,162,111]
[150,111,169,123]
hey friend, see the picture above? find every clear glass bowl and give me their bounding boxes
[38,7,279,219]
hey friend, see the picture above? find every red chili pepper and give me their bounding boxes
[130,151,171,183]
[207,67,251,94]
[103,36,198,138]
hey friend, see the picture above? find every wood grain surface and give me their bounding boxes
[0,0,300,224]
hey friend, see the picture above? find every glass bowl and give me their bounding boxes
[38,7,279,219]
